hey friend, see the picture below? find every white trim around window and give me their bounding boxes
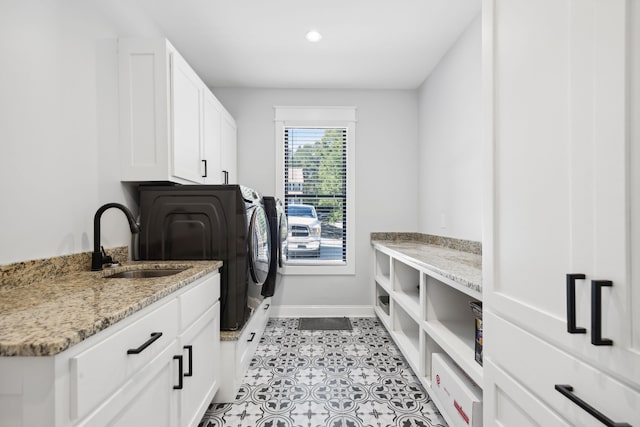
[274,106,357,275]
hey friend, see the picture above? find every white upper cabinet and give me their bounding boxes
[171,53,205,183]
[202,89,237,185]
[202,90,222,185]
[485,0,640,424]
[220,110,237,184]
[118,38,236,184]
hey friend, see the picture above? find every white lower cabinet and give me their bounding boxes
[484,359,570,427]
[485,0,640,425]
[78,342,179,427]
[0,271,220,427]
[372,244,483,427]
[485,312,640,426]
[177,303,220,427]
[214,298,271,403]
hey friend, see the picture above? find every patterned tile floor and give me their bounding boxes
[198,317,447,427]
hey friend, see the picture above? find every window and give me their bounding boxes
[275,107,356,275]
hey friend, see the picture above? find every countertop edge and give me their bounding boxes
[371,239,482,296]
[0,260,222,357]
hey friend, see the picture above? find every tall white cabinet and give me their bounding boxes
[484,0,640,425]
[118,38,237,184]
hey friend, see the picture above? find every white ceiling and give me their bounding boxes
[132,0,481,90]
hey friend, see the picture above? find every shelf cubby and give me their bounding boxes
[392,303,420,372]
[375,282,390,319]
[420,329,446,387]
[423,275,482,384]
[392,259,420,313]
[375,250,391,287]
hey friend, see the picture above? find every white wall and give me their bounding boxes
[0,0,161,265]
[417,14,482,241]
[213,88,419,306]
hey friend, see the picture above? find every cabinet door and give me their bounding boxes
[202,90,223,185]
[220,112,237,184]
[106,355,177,427]
[178,303,220,427]
[486,0,640,385]
[171,51,204,184]
[77,344,180,427]
[484,359,571,427]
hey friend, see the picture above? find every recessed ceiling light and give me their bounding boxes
[305,30,322,43]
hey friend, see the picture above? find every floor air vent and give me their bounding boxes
[298,317,352,331]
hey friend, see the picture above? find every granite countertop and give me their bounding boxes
[0,260,222,357]
[371,234,482,295]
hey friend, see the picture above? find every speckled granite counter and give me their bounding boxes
[371,233,482,294]
[0,260,222,357]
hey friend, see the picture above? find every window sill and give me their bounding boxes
[280,261,355,276]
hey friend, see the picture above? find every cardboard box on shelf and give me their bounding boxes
[431,353,483,427]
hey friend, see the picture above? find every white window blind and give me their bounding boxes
[284,127,347,263]
[275,106,356,275]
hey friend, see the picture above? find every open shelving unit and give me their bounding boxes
[372,241,482,426]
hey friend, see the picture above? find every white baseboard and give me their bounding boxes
[270,305,375,318]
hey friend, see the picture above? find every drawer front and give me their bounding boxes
[237,299,271,374]
[484,359,571,427]
[487,311,640,426]
[179,272,220,331]
[70,298,178,420]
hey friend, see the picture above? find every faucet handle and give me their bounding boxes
[101,246,114,264]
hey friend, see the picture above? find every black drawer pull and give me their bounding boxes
[247,332,256,342]
[202,160,208,178]
[555,385,630,426]
[184,345,193,377]
[127,332,162,354]
[591,280,614,346]
[173,355,183,390]
[566,274,587,334]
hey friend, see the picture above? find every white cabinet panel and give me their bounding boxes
[220,111,237,184]
[487,312,639,426]
[171,52,204,183]
[178,303,220,427]
[202,90,237,185]
[214,298,271,403]
[77,343,179,427]
[485,0,640,424]
[484,360,571,427]
[202,90,223,185]
[70,299,178,420]
[486,0,640,386]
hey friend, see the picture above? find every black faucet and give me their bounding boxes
[91,203,141,271]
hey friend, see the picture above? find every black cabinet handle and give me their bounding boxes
[592,280,614,346]
[223,170,229,184]
[173,355,183,390]
[264,303,270,310]
[247,332,256,342]
[127,332,162,354]
[566,274,587,334]
[184,345,193,377]
[202,160,208,178]
[555,385,630,426]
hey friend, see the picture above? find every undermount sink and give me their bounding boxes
[104,268,188,279]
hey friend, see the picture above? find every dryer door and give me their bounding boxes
[248,205,271,285]
[278,212,288,267]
